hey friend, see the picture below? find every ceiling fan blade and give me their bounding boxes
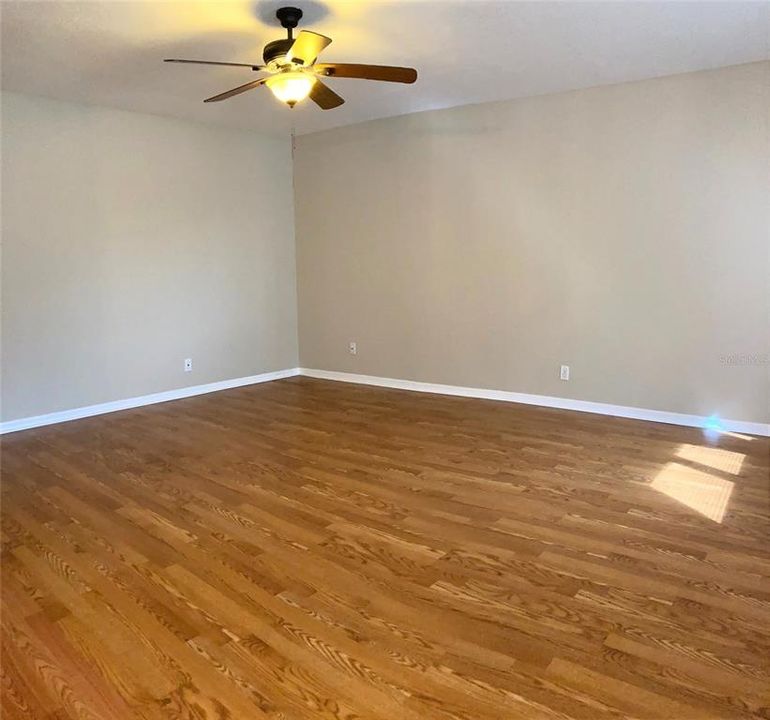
[309,79,345,110]
[314,63,417,84]
[165,58,265,71]
[286,30,332,66]
[204,77,270,103]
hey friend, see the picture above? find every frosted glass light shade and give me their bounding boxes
[266,72,315,106]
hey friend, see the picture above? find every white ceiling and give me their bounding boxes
[2,1,768,137]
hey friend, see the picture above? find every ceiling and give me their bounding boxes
[2,1,768,137]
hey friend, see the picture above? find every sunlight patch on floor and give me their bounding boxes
[675,444,745,475]
[651,462,734,523]
[720,431,756,441]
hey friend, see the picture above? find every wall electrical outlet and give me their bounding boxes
[184,358,193,372]
[560,364,570,381]
[348,341,357,355]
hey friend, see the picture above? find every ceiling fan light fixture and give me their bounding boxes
[265,71,315,107]
[166,6,417,111]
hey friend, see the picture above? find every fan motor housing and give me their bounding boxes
[263,38,294,67]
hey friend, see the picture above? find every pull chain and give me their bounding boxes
[290,124,297,203]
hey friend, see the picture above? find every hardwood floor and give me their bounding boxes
[2,377,769,720]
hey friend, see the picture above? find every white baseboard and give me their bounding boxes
[0,368,301,435]
[4,366,767,438]
[299,368,770,437]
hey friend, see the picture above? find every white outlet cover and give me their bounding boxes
[560,365,570,381]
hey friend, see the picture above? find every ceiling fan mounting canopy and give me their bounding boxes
[163,5,418,110]
[276,6,303,32]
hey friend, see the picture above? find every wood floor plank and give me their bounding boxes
[2,376,769,719]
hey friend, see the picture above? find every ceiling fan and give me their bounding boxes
[164,6,418,110]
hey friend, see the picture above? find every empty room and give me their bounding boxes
[1,1,769,718]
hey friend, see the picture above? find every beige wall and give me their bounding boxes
[1,93,298,421]
[3,63,768,426]
[295,62,770,424]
